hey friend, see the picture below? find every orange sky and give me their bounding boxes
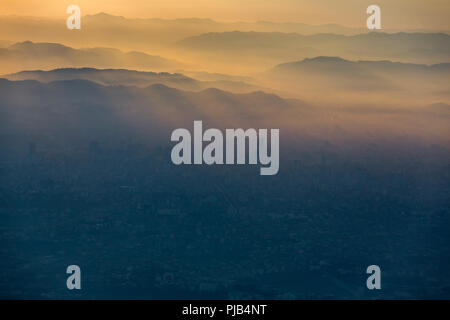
[1,0,449,30]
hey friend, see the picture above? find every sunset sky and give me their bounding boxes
[1,0,449,30]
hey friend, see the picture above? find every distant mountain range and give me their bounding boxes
[1,14,449,74]
[2,56,449,107]
[0,78,447,158]
[264,56,450,105]
[82,13,368,37]
[1,13,447,54]
[0,78,304,147]
[0,13,365,49]
[271,56,450,77]
[2,67,262,93]
[178,31,450,65]
[0,41,183,74]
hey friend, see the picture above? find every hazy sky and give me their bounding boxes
[1,0,449,30]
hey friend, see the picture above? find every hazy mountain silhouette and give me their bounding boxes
[175,70,255,83]
[0,41,184,74]
[0,78,302,138]
[0,13,368,50]
[3,68,262,93]
[2,14,448,74]
[4,68,198,87]
[264,56,450,104]
[178,31,450,65]
[82,13,367,36]
[271,56,450,78]
[1,78,447,145]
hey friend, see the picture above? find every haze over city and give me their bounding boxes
[0,0,449,299]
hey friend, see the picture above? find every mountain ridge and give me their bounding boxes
[177,31,450,65]
[0,41,184,74]
[2,67,263,93]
